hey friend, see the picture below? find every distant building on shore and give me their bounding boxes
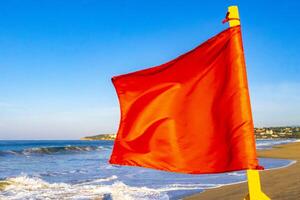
[254,126,300,139]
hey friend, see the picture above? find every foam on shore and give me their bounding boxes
[0,175,169,200]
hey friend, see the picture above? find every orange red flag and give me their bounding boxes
[109,26,262,174]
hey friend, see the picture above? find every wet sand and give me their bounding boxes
[184,141,300,200]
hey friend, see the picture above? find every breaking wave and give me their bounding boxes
[0,145,102,156]
[0,175,169,200]
[256,139,298,149]
[0,174,230,200]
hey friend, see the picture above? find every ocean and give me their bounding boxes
[0,139,297,200]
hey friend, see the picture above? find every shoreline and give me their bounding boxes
[184,141,300,200]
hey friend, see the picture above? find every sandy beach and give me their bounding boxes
[185,141,300,200]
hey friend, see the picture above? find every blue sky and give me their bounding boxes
[0,0,299,139]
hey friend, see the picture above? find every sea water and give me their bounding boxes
[0,139,297,200]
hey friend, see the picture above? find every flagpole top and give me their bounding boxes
[227,5,240,27]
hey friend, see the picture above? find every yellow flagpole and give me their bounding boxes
[226,5,271,200]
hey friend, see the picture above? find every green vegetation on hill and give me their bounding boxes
[292,132,300,138]
[81,134,116,141]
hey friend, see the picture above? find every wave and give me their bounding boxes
[0,175,169,200]
[0,174,232,200]
[0,145,103,156]
[39,169,90,177]
[2,158,295,200]
[158,183,222,192]
[78,175,119,185]
[256,139,297,149]
[226,172,245,177]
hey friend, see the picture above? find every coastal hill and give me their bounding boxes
[255,126,300,139]
[81,134,116,141]
[81,127,300,140]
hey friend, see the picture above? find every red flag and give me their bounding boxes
[109,26,261,174]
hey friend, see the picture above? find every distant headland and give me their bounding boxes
[81,126,300,141]
[80,134,116,141]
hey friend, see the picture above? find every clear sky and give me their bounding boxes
[0,0,299,139]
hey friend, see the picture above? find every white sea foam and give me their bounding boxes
[77,175,119,185]
[256,139,297,149]
[157,183,221,192]
[0,175,228,200]
[226,172,245,177]
[0,175,169,200]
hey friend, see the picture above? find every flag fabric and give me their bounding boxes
[109,26,262,174]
